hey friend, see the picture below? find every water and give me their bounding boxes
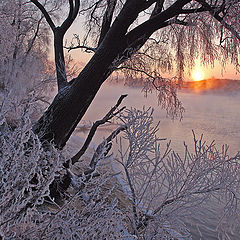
[75,81,240,239]
[76,81,240,156]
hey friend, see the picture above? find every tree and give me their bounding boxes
[29,0,240,148]
[2,2,240,238]
[0,0,63,118]
[1,104,240,239]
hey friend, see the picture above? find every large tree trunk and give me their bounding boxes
[33,38,120,148]
[33,83,99,149]
[32,1,148,148]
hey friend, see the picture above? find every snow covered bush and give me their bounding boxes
[1,97,240,239]
[0,98,126,239]
[0,0,57,119]
[114,107,240,239]
[0,100,62,239]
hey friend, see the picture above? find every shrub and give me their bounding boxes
[1,102,240,239]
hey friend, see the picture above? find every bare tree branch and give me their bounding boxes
[125,0,191,46]
[180,6,207,14]
[196,0,240,41]
[61,0,80,34]
[151,0,165,17]
[108,0,193,71]
[31,0,80,91]
[64,94,128,167]
[89,124,127,168]
[98,0,117,46]
[64,44,96,53]
[30,0,55,31]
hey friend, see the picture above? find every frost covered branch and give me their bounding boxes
[1,98,240,239]
[114,107,240,238]
[65,94,127,167]
[0,98,127,239]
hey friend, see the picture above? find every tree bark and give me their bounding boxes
[33,79,100,149]
[33,36,121,148]
[54,29,68,90]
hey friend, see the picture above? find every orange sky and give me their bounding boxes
[48,18,240,81]
[187,61,240,81]
[57,45,240,81]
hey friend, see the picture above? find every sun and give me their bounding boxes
[191,69,205,81]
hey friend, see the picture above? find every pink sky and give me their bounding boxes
[48,17,240,81]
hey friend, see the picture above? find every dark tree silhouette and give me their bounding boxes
[30,0,240,148]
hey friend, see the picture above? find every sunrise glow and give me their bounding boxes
[191,69,205,81]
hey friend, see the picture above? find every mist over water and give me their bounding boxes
[77,80,240,156]
[74,79,240,239]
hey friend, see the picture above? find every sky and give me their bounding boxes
[48,14,240,82]
[61,43,240,81]
[188,61,240,81]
